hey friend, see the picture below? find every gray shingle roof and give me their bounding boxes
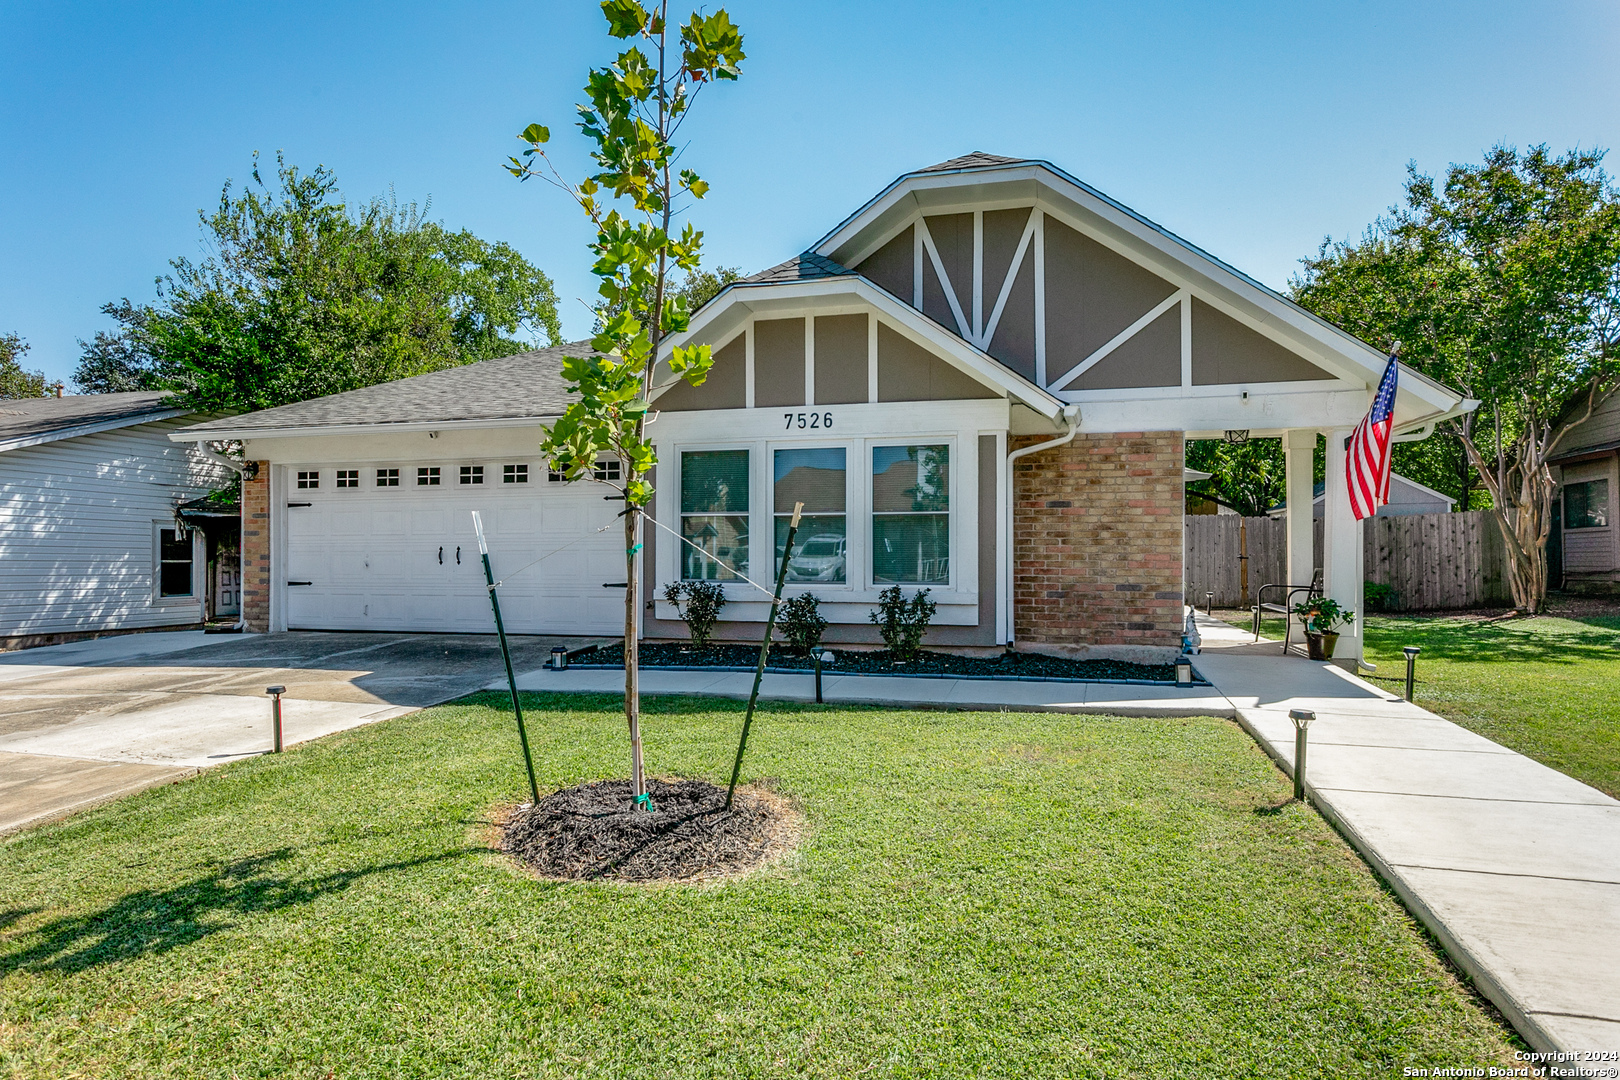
[183,342,602,436]
[740,252,856,285]
[917,152,1029,173]
[0,391,181,449]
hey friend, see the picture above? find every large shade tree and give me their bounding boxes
[74,154,563,409]
[509,0,745,805]
[0,333,50,400]
[1293,145,1620,612]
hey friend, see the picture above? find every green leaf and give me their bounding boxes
[518,123,550,145]
[600,0,648,38]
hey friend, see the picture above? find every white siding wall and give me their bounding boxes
[0,417,234,636]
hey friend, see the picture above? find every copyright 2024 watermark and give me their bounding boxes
[1402,1051,1620,1078]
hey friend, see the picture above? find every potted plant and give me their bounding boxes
[1291,597,1355,660]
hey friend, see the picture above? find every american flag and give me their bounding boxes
[1348,355,1399,521]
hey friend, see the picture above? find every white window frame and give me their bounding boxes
[866,436,958,592]
[152,521,202,605]
[676,444,754,586]
[768,437,858,595]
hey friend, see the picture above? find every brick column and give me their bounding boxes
[1012,431,1184,658]
[241,462,271,632]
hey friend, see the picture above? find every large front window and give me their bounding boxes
[872,444,950,584]
[775,448,846,583]
[682,450,750,581]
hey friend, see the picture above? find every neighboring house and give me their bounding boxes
[179,153,1472,664]
[1264,474,1456,520]
[1549,391,1620,591]
[0,392,238,649]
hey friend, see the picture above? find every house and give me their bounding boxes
[0,392,239,649]
[1549,390,1620,591]
[1263,474,1456,520]
[177,153,1474,664]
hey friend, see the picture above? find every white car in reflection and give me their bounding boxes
[787,534,846,582]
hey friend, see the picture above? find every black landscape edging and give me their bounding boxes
[556,662,1210,687]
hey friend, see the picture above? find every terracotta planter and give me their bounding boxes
[1305,631,1340,660]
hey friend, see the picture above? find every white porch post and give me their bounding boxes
[1321,426,1363,665]
[1283,429,1315,587]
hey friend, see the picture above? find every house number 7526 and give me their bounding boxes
[785,412,833,430]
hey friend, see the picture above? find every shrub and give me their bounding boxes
[780,593,828,655]
[663,580,726,648]
[1364,581,1398,612]
[868,585,936,659]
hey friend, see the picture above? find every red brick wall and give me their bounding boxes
[1012,431,1184,651]
[241,463,270,632]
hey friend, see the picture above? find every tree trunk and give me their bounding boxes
[625,502,645,798]
[1464,432,1553,615]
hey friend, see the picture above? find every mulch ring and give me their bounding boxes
[498,778,800,884]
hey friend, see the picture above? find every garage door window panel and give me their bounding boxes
[418,467,441,486]
[774,448,846,583]
[681,450,750,581]
[872,444,950,584]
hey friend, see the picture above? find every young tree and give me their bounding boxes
[1294,145,1620,612]
[74,155,564,408]
[0,332,50,399]
[509,0,745,804]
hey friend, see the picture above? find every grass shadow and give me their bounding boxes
[1253,797,1299,816]
[0,846,475,976]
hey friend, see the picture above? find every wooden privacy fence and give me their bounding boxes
[1183,510,1510,611]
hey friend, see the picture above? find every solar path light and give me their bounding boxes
[1403,646,1421,702]
[265,686,286,753]
[1175,656,1193,685]
[814,650,834,703]
[1206,591,1214,617]
[1289,708,1315,801]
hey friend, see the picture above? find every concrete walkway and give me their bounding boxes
[1189,612,1620,1056]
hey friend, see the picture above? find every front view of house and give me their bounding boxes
[180,153,1473,664]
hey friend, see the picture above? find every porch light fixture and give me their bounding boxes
[1175,657,1193,685]
[1223,429,1250,445]
[1289,708,1315,801]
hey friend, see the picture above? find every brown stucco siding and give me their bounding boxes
[814,314,869,405]
[660,334,745,410]
[1012,432,1183,650]
[986,251,1036,382]
[854,224,914,303]
[1043,217,1176,377]
[1190,298,1333,384]
[876,324,997,402]
[1065,307,1181,390]
[241,462,270,632]
[754,318,805,408]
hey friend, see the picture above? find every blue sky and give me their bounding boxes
[3,0,1617,387]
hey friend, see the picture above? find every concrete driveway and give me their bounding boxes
[0,630,598,834]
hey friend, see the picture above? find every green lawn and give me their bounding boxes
[1363,613,1620,798]
[1,694,1515,1078]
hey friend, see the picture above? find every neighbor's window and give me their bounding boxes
[296,470,319,489]
[158,527,194,598]
[417,467,440,486]
[775,448,845,583]
[459,465,484,485]
[872,444,950,584]
[503,463,529,484]
[1565,479,1609,529]
[377,468,399,487]
[681,449,749,581]
[336,469,359,489]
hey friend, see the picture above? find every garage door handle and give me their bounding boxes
[287,581,313,586]
[438,546,443,565]
[456,546,461,565]
[287,502,312,508]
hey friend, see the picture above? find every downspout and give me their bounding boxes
[1003,403,1081,648]
[194,442,248,631]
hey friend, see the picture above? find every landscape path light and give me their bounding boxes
[1175,656,1193,685]
[265,685,286,754]
[1206,591,1214,617]
[1289,708,1315,801]
[814,649,834,703]
[1403,646,1421,702]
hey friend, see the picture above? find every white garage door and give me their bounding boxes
[282,466,626,635]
